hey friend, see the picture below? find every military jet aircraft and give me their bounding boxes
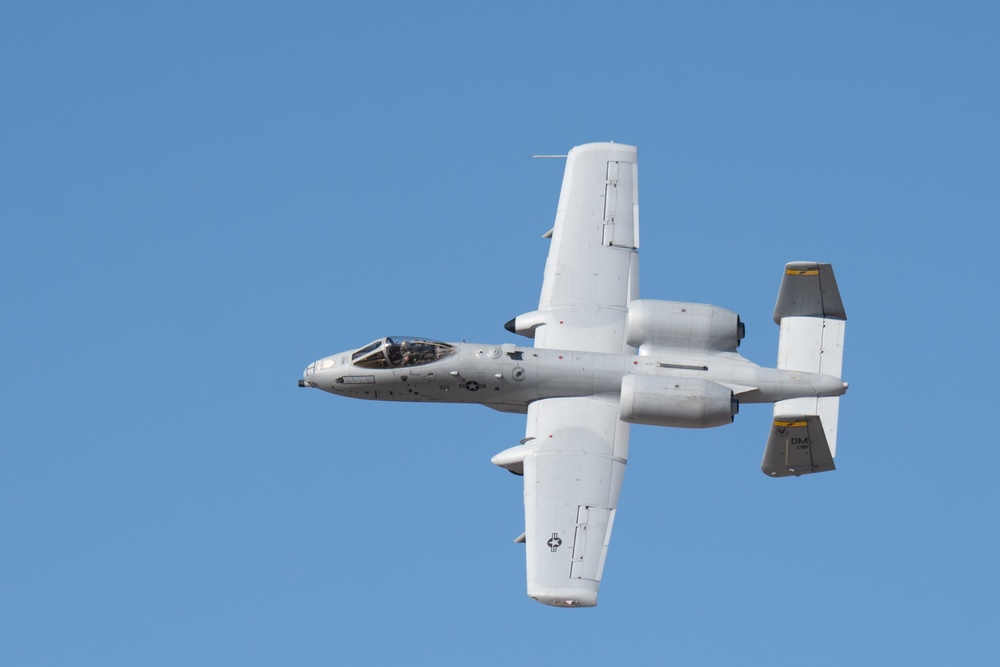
[300,143,848,607]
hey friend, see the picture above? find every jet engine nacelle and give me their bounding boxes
[620,375,738,428]
[625,300,744,352]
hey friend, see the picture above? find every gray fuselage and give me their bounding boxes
[301,340,846,414]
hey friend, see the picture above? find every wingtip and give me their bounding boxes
[529,588,598,608]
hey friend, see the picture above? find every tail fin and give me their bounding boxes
[770,262,847,464]
[762,415,835,477]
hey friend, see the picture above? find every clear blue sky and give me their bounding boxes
[3,2,998,665]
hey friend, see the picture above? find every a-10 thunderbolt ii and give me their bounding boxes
[299,143,848,607]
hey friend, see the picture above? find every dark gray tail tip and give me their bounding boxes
[504,318,517,334]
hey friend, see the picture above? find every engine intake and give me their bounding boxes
[626,300,744,352]
[620,375,738,429]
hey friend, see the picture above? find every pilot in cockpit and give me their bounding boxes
[399,341,414,366]
[392,350,403,366]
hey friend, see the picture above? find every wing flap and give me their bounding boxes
[570,506,615,582]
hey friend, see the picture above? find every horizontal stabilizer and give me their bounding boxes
[773,263,846,323]
[772,261,847,457]
[762,415,835,477]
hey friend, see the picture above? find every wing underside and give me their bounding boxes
[517,143,639,607]
[533,142,639,354]
[522,396,629,607]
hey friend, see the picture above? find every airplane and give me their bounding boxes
[299,142,848,607]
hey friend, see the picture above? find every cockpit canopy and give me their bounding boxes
[351,336,455,369]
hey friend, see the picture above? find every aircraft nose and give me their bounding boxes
[299,363,317,388]
[300,355,340,388]
[299,359,321,388]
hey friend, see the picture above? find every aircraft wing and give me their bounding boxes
[522,395,629,607]
[534,142,640,353]
[516,143,638,606]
